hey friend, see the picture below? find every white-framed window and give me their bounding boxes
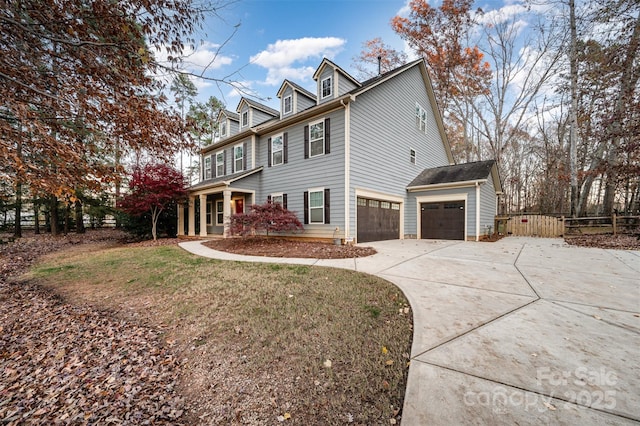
[204,156,212,180]
[220,121,227,137]
[206,201,213,225]
[410,148,416,164]
[215,200,224,225]
[309,120,324,157]
[271,193,284,205]
[234,144,244,172]
[241,110,248,127]
[415,103,427,133]
[309,188,324,224]
[271,134,283,166]
[215,150,225,177]
[283,95,292,114]
[321,76,332,99]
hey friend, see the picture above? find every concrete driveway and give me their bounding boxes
[180,237,640,425]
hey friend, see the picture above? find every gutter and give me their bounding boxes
[407,178,488,192]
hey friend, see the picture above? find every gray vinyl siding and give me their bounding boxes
[337,73,358,96]
[349,65,450,237]
[297,93,315,112]
[480,179,497,235]
[258,109,346,238]
[253,108,277,126]
[229,119,239,137]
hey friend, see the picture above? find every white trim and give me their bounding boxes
[407,179,488,192]
[215,150,225,177]
[241,110,249,128]
[233,143,244,172]
[344,101,351,240]
[354,188,405,242]
[308,118,325,157]
[475,183,481,242]
[271,133,284,166]
[283,94,292,115]
[308,187,325,224]
[320,76,332,99]
[270,192,284,205]
[251,134,256,169]
[415,193,467,240]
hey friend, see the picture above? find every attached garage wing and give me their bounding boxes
[420,201,465,240]
[357,197,400,243]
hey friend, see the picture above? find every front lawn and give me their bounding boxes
[23,242,412,424]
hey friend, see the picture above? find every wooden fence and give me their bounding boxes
[496,214,640,238]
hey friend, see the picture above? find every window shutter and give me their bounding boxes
[267,195,272,203]
[304,125,309,159]
[223,149,227,175]
[230,147,234,173]
[243,142,247,170]
[283,133,288,164]
[283,193,288,210]
[324,118,330,154]
[303,191,309,224]
[324,188,330,224]
[267,138,272,167]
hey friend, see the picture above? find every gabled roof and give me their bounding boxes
[189,167,263,192]
[276,79,316,101]
[312,58,361,87]
[217,109,239,122]
[408,160,502,192]
[236,97,279,117]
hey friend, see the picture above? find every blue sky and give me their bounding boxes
[173,0,412,109]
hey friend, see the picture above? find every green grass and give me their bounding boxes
[30,244,413,424]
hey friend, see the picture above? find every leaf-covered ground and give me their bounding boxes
[0,231,185,424]
[565,234,640,250]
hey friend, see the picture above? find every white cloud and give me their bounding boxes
[396,0,412,17]
[250,37,346,85]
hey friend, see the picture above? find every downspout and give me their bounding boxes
[475,182,481,241]
[341,98,351,242]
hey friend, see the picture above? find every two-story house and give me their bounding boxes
[178,58,502,242]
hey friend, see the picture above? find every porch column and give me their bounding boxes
[187,196,196,236]
[223,189,231,238]
[199,194,208,237]
[177,202,185,236]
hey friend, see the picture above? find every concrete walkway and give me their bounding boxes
[179,237,640,425]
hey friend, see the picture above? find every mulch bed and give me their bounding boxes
[203,237,377,259]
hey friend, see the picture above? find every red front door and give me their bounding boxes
[235,199,244,214]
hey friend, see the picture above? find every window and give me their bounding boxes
[215,201,224,225]
[204,156,212,180]
[283,95,292,114]
[220,121,227,137]
[410,148,416,164]
[321,76,332,99]
[206,202,212,225]
[304,188,329,224]
[215,150,225,177]
[271,134,283,166]
[415,103,427,133]
[241,110,248,127]
[271,193,283,205]
[309,120,324,157]
[234,144,244,172]
[309,190,324,223]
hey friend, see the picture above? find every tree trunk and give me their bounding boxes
[64,203,70,235]
[14,178,22,238]
[568,0,579,217]
[34,200,40,235]
[75,199,85,234]
[49,196,59,236]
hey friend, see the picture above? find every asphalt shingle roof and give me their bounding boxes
[408,160,496,187]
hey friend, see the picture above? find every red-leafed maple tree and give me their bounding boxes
[118,164,187,241]
[230,202,303,237]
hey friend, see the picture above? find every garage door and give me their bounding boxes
[357,197,400,243]
[421,201,465,240]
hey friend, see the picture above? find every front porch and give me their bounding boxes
[177,188,255,238]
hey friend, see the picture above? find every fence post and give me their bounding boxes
[612,213,617,236]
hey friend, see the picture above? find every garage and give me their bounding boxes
[420,201,465,240]
[357,197,400,243]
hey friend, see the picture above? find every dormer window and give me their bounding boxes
[283,95,292,114]
[321,76,332,99]
[241,110,248,127]
[220,121,227,137]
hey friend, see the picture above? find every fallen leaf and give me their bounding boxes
[381,346,388,354]
[544,402,557,411]
[385,360,394,366]
[594,315,602,320]
[283,412,291,420]
[323,359,332,368]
